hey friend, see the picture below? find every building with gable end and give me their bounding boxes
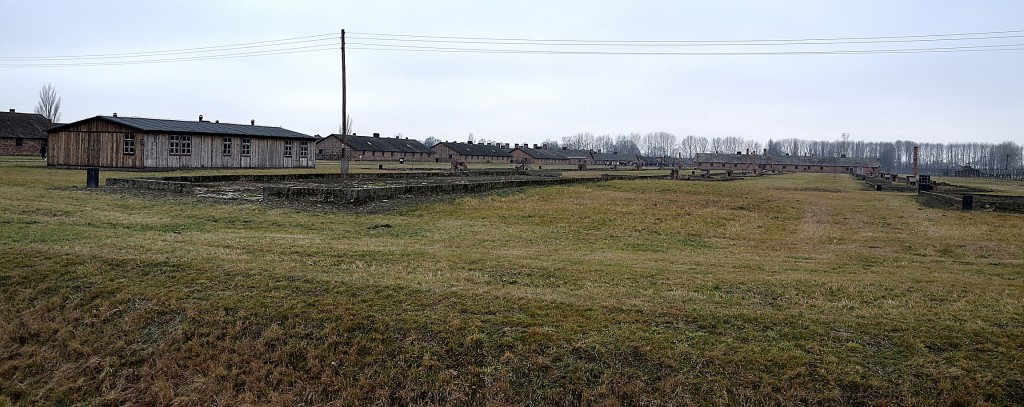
[47,115,315,169]
[431,141,513,163]
[0,109,53,156]
[316,133,435,161]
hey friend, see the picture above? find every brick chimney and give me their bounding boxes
[8,109,13,113]
[251,119,254,125]
[199,114,203,122]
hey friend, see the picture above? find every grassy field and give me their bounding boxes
[1,158,1022,406]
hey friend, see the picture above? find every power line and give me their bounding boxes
[347,32,1024,47]
[0,33,337,61]
[0,45,339,67]
[348,28,1024,44]
[3,28,1023,68]
[346,41,1024,55]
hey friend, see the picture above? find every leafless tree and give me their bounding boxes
[34,83,62,122]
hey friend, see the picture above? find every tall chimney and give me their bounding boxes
[199,114,203,122]
[913,145,919,177]
[251,119,255,126]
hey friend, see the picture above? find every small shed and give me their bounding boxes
[47,115,315,169]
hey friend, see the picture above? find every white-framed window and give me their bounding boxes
[241,138,251,157]
[169,135,180,155]
[169,135,192,155]
[300,141,309,158]
[222,137,232,156]
[284,140,293,157]
[123,133,135,154]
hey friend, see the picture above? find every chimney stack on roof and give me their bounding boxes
[8,109,13,113]
[251,119,255,126]
[199,114,203,122]
[112,112,118,117]
[373,133,380,138]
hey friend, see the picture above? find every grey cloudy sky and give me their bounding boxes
[3,0,1023,145]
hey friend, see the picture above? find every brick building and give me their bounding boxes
[316,133,435,161]
[510,146,571,165]
[695,153,881,176]
[0,109,53,156]
[432,141,513,163]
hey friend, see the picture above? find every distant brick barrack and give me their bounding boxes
[0,109,52,156]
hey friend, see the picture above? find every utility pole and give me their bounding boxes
[340,29,347,136]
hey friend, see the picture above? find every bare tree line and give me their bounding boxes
[560,132,764,158]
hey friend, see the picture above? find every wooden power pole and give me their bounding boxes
[341,29,347,136]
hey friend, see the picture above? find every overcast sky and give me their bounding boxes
[3,1,1023,145]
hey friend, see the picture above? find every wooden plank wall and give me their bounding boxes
[48,118,315,169]
[47,121,144,168]
[142,134,315,168]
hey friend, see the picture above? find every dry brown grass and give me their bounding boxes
[1,157,1022,406]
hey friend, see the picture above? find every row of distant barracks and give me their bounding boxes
[1,110,881,174]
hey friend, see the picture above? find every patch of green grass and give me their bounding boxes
[1,157,1022,405]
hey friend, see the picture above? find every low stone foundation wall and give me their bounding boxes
[918,190,1024,212]
[105,178,194,193]
[263,177,601,203]
[917,191,962,209]
[151,169,553,184]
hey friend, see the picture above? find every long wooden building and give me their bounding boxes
[47,115,315,169]
[694,153,881,176]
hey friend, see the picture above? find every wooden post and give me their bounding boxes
[341,29,347,136]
